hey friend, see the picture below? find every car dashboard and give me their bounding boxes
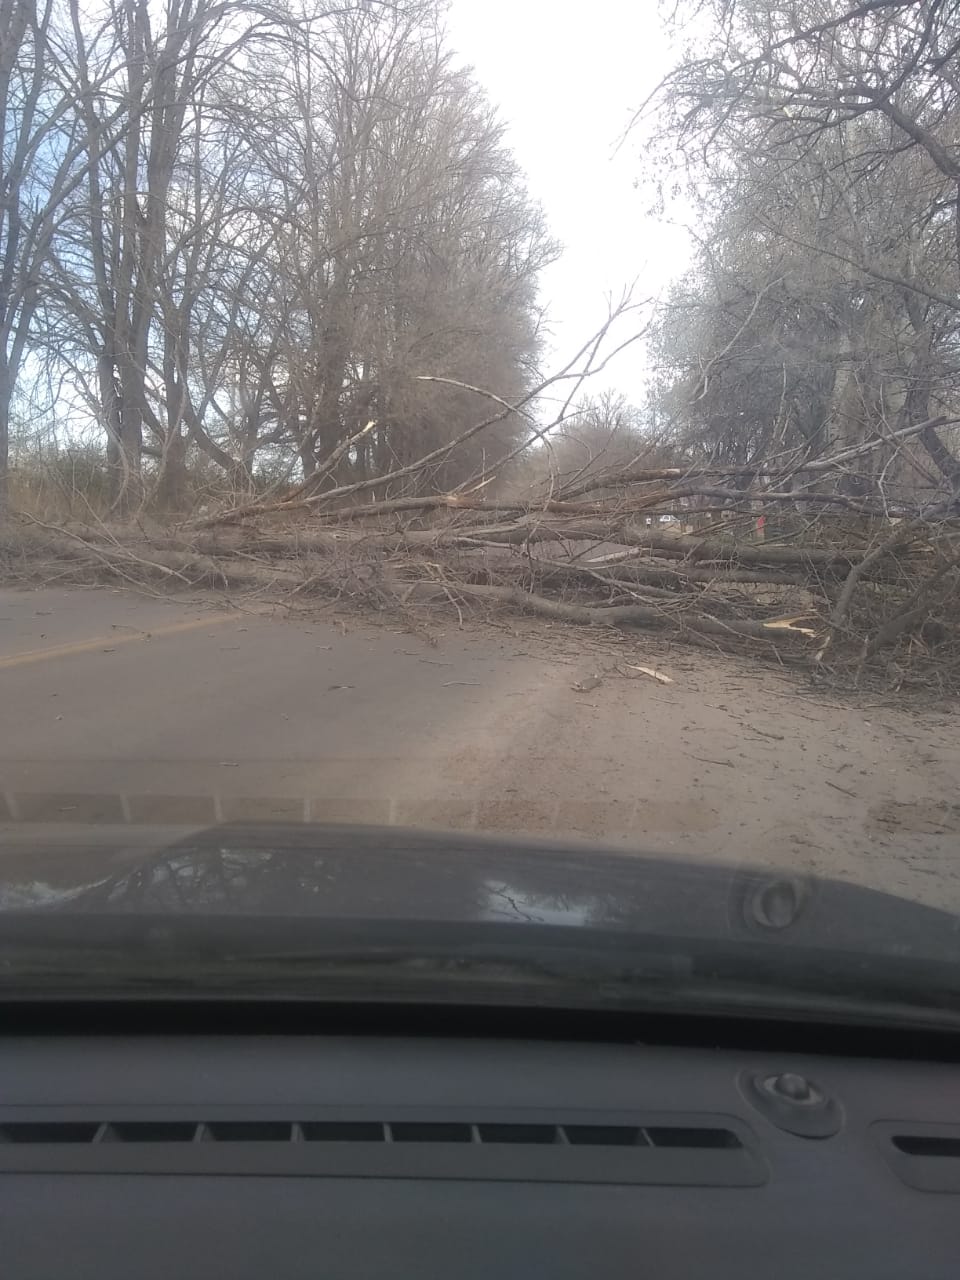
[2,1020,958,1278]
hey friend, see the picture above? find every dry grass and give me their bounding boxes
[8,464,112,524]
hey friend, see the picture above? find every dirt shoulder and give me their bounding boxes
[390,619,960,912]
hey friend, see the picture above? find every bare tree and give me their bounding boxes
[236,1,556,494]
[6,0,558,512]
[643,0,960,503]
[0,0,90,507]
[49,0,276,509]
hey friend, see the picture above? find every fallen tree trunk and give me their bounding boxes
[516,559,748,613]
[409,579,817,644]
[568,522,863,566]
[14,528,306,592]
[542,556,811,589]
[354,518,873,567]
[304,494,620,521]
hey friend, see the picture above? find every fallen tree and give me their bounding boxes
[5,303,960,692]
[8,491,958,692]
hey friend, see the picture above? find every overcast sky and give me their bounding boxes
[445,1,693,405]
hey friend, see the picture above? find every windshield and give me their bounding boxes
[1,0,959,1021]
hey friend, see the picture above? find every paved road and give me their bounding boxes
[1,585,611,894]
[2,584,959,909]
[0,585,554,832]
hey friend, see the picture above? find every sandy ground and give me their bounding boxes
[1,584,958,911]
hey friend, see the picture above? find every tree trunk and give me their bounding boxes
[116,361,144,511]
[155,426,188,510]
[300,443,317,479]
[897,316,960,493]
[0,366,10,512]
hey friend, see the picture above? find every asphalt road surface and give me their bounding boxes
[2,585,959,909]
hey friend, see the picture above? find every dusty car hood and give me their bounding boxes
[57,821,960,961]
[2,824,960,1023]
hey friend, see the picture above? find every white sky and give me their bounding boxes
[445,0,693,405]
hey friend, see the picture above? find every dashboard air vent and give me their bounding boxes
[876,1123,960,1193]
[0,1112,762,1185]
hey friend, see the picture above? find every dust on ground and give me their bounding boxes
[379,614,960,913]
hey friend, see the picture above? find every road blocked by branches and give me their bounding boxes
[6,395,960,693]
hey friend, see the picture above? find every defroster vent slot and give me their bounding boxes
[0,1111,762,1186]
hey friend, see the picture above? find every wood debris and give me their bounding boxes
[626,665,674,684]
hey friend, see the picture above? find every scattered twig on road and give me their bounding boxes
[825,779,859,799]
[625,664,674,684]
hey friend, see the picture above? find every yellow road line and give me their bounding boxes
[0,612,238,670]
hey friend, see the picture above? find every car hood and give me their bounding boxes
[3,824,960,1022]
[55,821,960,955]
